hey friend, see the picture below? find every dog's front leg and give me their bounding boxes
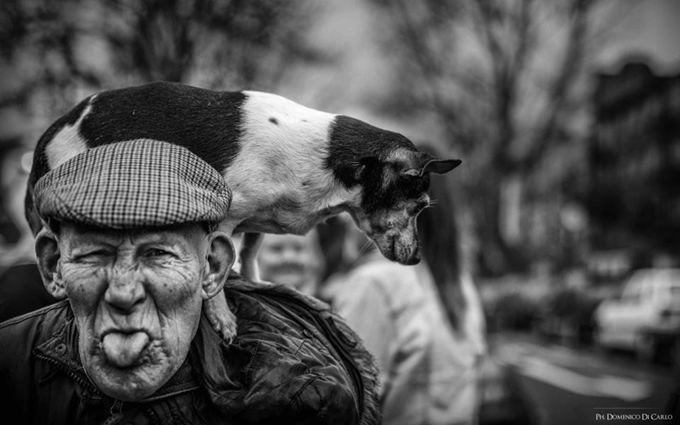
[203,292,238,343]
[239,232,264,281]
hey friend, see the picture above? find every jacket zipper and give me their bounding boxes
[35,353,102,395]
[35,353,126,424]
[103,399,124,425]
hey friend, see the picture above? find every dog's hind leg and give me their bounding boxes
[203,292,237,343]
[239,232,264,281]
[202,232,262,341]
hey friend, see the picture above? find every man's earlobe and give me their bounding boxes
[202,232,235,300]
[35,228,67,300]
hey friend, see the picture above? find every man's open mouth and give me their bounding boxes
[100,331,150,369]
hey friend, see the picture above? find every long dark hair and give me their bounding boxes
[416,142,466,331]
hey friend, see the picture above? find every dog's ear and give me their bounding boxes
[401,154,462,177]
[421,158,461,175]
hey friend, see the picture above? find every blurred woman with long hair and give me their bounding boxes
[318,142,486,425]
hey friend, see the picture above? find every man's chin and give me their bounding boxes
[90,362,166,401]
[84,353,172,401]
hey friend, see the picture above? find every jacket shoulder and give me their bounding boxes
[0,301,73,417]
[0,301,71,369]
[223,273,381,424]
[0,300,71,344]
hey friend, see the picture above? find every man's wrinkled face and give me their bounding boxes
[56,223,210,401]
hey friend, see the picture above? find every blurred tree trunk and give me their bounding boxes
[481,169,513,274]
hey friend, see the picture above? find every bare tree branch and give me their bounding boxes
[519,0,593,173]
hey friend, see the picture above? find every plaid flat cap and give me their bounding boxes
[34,139,231,229]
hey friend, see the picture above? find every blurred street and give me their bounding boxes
[487,332,676,425]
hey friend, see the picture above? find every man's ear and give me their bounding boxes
[35,227,67,300]
[202,231,236,300]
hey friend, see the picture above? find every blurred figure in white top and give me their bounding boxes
[319,143,487,425]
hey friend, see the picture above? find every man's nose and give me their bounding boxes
[104,265,145,312]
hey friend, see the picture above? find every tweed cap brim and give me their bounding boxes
[34,139,231,229]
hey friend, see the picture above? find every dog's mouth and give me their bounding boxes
[372,233,420,265]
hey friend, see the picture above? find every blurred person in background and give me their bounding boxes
[0,140,34,261]
[319,143,487,425]
[0,140,55,322]
[257,231,326,297]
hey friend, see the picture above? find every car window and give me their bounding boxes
[653,270,680,296]
[668,281,680,304]
[621,279,643,303]
[670,284,680,297]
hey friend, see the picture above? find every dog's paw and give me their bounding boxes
[203,297,238,344]
[216,308,238,344]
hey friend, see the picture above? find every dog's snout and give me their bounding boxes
[399,248,420,265]
[404,253,420,265]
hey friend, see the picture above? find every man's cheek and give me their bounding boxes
[61,266,105,299]
[146,266,201,300]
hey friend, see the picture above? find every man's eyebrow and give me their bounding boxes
[70,236,121,250]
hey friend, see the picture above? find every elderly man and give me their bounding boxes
[0,140,378,424]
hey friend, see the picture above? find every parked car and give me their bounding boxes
[593,268,680,363]
[534,286,601,345]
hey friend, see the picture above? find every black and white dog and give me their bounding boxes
[26,81,461,340]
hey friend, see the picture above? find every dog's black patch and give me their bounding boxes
[269,117,279,125]
[326,115,417,188]
[359,157,431,214]
[77,82,246,173]
[326,115,424,213]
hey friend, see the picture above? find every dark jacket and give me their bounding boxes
[0,273,380,425]
[0,261,57,322]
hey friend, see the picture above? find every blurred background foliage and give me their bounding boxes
[1,0,678,282]
[0,0,325,109]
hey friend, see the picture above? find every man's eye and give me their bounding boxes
[144,248,172,258]
[76,250,111,261]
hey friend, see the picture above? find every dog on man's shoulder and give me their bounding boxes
[26,81,461,341]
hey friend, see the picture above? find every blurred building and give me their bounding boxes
[587,0,680,276]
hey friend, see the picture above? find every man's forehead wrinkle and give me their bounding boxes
[63,223,203,246]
